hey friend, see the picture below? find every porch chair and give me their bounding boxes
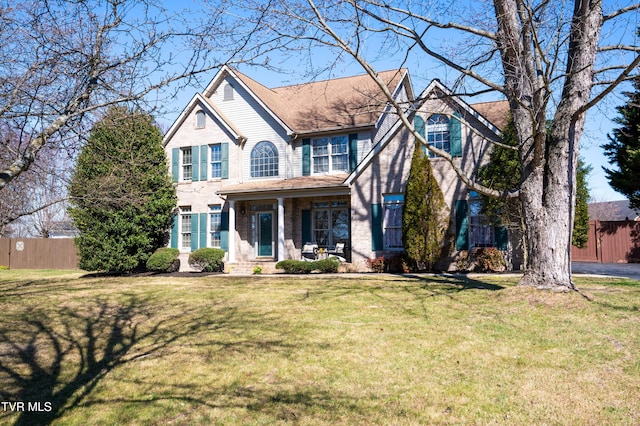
[301,243,318,261]
[328,242,346,262]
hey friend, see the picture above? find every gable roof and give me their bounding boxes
[589,200,640,221]
[345,79,507,186]
[208,66,411,135]
[163,93,246,146]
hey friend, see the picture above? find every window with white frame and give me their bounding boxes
[181,147,192,181]
[469,192,494,248]
[210,144,222,178]
[180,206,192,250]
[209,204,222,247]
[250,141,279,178]
[427,114,450,158]
[384,194,404,249]
[195,110,206,128]
[312,135,349,174]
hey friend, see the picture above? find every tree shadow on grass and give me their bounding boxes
[0,295,284,425]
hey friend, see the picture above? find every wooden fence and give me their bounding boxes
[0,238,79,269]
[572,220,640,263]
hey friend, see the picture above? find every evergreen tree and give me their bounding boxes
[573,160,592,248]
[402,141,449,271]
[69,107,176,273]
[602,77,640,212]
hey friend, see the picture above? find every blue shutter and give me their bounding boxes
[450,111,462,157]
[171,148,179,182]
[302,210,311,244]
[200,145,208,180]
[170,214,178,249]
[191,146,199,181]
[190,213,199,251]
[220,211,229,251]
[221,143,229,179]
[455,200,469,251]
[495,226,508,250]
[371,203,383,251]
[199,213,208,248]
[302,138,311,176]
[414,116,426,156]
[348,133,358,171]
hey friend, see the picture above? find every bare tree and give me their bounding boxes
[0,0,250,193]
[233,0,639,291]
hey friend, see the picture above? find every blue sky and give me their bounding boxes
[157,0,635,202]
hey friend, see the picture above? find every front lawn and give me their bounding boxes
[0,271,638,425]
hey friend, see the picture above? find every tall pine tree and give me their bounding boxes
[602,76,640,212]
[69,107,176,273]
[402,140,449,271]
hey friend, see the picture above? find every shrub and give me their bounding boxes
[146,248,180,273]
[314,257,340,273]
[276,260,313,274]
[276,258,340,274]
[0,265,8,271]
[253,266,263,274]
[474,247,506,272]
[366,256,386,273]
[456,248,506,272]
[188,248,225,272]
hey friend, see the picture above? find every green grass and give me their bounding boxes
[0,270,639,425]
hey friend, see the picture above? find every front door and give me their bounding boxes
[257,212,273,257]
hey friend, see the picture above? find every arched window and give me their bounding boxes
[195,110,206,128]
[250,141,279,178]
[427,114,450,157]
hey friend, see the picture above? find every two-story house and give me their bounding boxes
[163,65,512,272]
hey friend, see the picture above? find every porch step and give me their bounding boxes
[226,261,279,275]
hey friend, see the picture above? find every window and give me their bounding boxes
[195,110,206,128]
[312,135,349,173]
[250,141,279,178]
[210,144,222,178]
[384,194,404,249]
[427,114,450,157]
[469,192,494,248]
[209,205,222,247]
[223,83,234,101]
[312,202,349,248]
[180,206,192,250]
[181,147,192,181]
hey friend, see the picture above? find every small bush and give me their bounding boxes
[253,266,263,275]
[146,247,180,273]
[276,258,340,274]
[0,265,8,271]
[474,247,506,272]
[456,248,506,272]
[188,248,225,272]
[276,260,313,274]
[366,256,386,273]
[314,257,340,273]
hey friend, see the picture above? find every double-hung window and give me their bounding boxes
[384,194,404,250]
[312,135,349,174]
[180,206,192,250]
[210,144,222,178]
[209,205,222,247]
[181,147,192,181]
[427,115,450,158]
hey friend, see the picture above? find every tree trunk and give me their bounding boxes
[494,0,603,291]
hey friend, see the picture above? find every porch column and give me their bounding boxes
[277,197,285,262]
[228,200,236,263]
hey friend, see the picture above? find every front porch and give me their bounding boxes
[217,175,352,266]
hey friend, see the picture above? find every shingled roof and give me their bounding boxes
[470,100,511,130]
[233,68,409,134]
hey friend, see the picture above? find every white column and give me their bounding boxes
[228,200,236,263]
[277,197,285,261]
